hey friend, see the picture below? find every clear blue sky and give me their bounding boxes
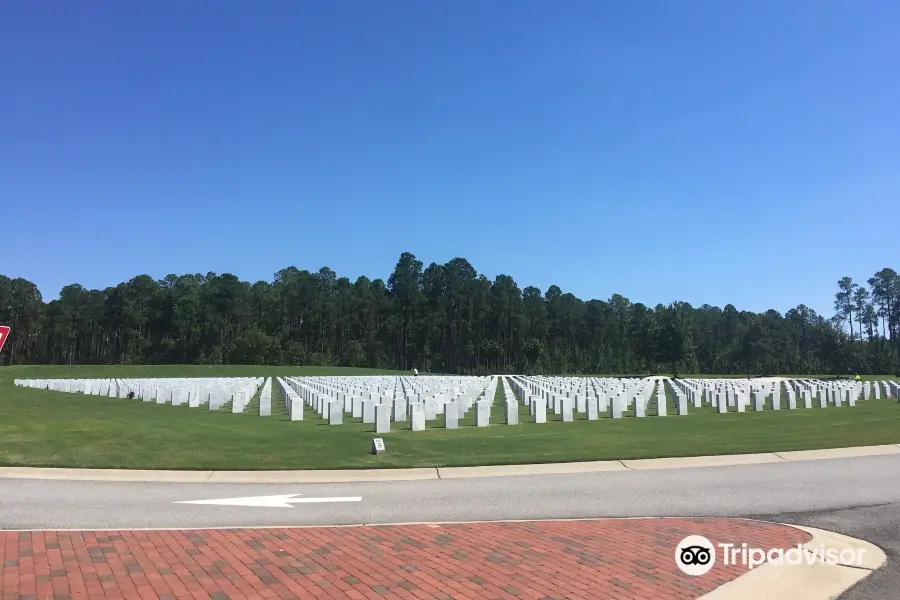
[2,1,897,319]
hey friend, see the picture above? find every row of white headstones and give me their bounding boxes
[277,375,497,431]
[278,375,899,432]
[13,377,270,412]
[14,376,898,433]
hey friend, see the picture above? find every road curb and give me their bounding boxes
[435,460,628,478]
[1,444,899,483]
[697,523,887,600]
[0,515,751,533]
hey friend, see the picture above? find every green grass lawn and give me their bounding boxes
[1,365,898,470]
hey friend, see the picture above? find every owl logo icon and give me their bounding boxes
[675,535,716,576]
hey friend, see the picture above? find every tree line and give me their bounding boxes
[1,254,898,375]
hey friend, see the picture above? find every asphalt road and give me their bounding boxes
[1,455,897,599]
[758,503,900,600]
[1,454,899,529]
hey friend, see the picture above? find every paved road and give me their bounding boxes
[758,503,900,600]
[2,456,898,598]
[2,455,899,530]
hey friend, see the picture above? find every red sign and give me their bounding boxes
[0,326,9,353]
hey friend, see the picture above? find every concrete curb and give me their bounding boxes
[435,460,627,478]
[2,444,899,483]
[697,523,886,600]
[0,515,772,534]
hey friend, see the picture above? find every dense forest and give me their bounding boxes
[1,254,898,375]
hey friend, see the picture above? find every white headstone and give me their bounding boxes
[375,404,390,433]
[534,397,547,423]
[393,398,407,422]
[444,403,459,429]
[290,397,303,421]
[475,401,490,427]
[634,397,645,418]
[610,395,623,419]
[587,396,599,420]
[561,397,574,421]
[409,402,425,431]
[505,401,518,425]
[329,401,343,425]
[362,399,376,423]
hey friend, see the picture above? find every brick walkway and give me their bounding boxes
[2,518,810,600]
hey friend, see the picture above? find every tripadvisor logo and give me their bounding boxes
[675,535,867,576]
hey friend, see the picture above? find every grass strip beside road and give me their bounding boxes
[1,366,899,470]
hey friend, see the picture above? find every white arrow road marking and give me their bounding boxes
[173,493,362,508]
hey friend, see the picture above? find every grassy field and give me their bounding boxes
[1,365,898,470]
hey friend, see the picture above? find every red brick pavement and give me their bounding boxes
[1,518,810,600]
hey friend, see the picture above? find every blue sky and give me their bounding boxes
[2,1,897,319]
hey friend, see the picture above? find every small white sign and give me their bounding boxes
[372,437,386,454]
